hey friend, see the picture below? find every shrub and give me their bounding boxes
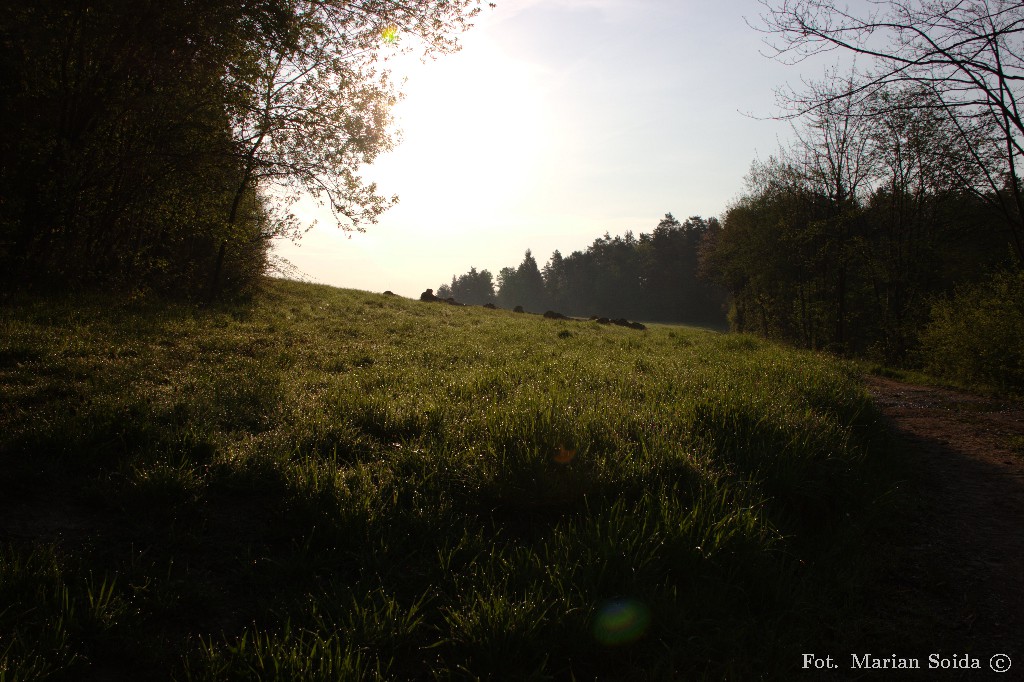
[919,268,1024,393]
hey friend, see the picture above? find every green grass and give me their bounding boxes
[0,279,893,680]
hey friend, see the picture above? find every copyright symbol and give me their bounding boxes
[990,654,1011,673]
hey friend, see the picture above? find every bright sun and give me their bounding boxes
[370,35,550,230]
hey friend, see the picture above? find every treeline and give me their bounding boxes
[727,1,1024,391]
[700,86,1014,361]
[437,214,728,327]
[0,1,480,298]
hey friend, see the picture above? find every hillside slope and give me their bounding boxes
[1,279,889,680]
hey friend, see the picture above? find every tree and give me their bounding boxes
[473,218,727,324]
[0,1,253,290]
[497,250,546,311]
[644,214,727,325]
[441,266,495,304]
[541,250,566,309]
[0,0,489,297]
[496,266,520,309]
[704,85,1009,357]
[703,161,833,342]
[856,86,983,358]
[759,0,1024,260]
[436,277,455,299]
[792,78,878,348]
[208,0,489,298]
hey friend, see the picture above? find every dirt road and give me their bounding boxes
[862,376,1024,675]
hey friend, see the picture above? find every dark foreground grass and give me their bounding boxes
[0,279,893,680]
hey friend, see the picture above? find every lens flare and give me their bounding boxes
[553,445,576,464]
[593,598,651,646]
[381,25,399,44]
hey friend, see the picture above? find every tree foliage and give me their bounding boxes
[759,0,1024,260]
[437,267,495,305]
[0,0,486,296]
[714,0,1024,363]
[496,250,546,311]
[439,217,727,326]
[919,268,1024,393]
[703,82,1011,359]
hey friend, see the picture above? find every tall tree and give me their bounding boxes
[497,249,546,311]
[440,266,495,304]
[703,82,1009,357]
[0,0,488,296]
[859,86,980,357]
[496,266,520,309]
[541,250,566,309]
[759,0,1024,260]
[645,214,726,325]
[208,0,488,298]
[793,78,876,348]
[703,161,834,343]
[0,1,249,288]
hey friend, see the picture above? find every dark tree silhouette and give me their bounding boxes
[759,0,1024,260]
[0,0,487,297]
[437,217,728,326]
[438,267,495,305]
[496,250,546,311]
[701,91,1009,358]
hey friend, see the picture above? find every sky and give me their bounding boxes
[272,0,823,298]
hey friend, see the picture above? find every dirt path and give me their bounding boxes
[862,376,1024,673]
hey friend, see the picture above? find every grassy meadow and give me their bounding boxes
[0,279,893,680]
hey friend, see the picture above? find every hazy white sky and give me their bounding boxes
[273,0,819,297]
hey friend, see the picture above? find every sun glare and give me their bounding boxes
[370,36,550,234]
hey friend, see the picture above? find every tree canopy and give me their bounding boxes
[725,0,1023,366]
[702,79,1011,358]
[438,217,728,326]
[759,0,1024,260]
[0,0,487,296]
[437,267,495,305]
